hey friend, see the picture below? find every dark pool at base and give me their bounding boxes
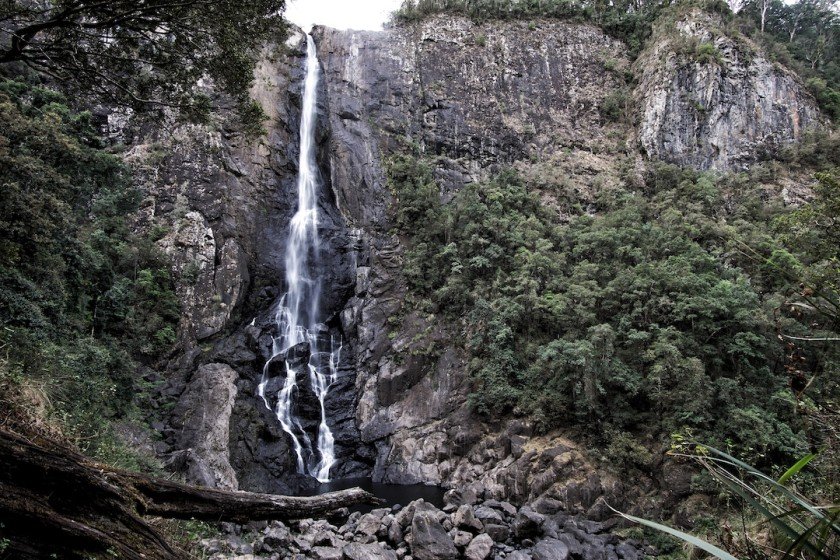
[297,478,446,514]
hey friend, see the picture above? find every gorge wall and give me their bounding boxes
[129,10,822,517]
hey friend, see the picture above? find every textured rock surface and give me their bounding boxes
[127,9,824,507]
[198,498,646,559]
[169,362,239,489]
[636,9,822,170]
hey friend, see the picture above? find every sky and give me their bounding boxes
[285,0,404,31]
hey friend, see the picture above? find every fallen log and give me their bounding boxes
[0,426,381,559]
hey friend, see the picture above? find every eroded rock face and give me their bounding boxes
[636,9,823,170]
[169,363,239,489]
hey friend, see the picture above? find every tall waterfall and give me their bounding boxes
[257,34,340,483]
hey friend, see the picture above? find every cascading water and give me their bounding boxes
[257,34,340,483]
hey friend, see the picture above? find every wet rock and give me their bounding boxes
[465,534,494,560]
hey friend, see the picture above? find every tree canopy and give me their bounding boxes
[0,0,286,112]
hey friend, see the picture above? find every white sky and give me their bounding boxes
[285,0,404,31]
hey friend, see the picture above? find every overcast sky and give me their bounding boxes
[285,0,404,31]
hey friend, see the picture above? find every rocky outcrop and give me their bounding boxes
[169,363,239,489]
[635,9,823,170]
[311,9,825,508]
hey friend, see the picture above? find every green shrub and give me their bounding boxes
[694,42,722,65]
[0,77,178,464]
[388,152,836,468]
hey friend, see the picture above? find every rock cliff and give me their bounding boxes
[635,9,823,170]
[126,10,823,513]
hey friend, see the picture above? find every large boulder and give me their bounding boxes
[410,510,459,560]
[532,538,570,560]
[169,363,239,489]
[465,534,494,560]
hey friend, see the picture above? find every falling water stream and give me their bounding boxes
[257,34,341,483]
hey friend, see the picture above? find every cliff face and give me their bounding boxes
[133,11,823,513]
[315,16,633,514]
[636,9,822,170]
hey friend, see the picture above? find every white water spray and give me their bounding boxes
[257,34,340,482]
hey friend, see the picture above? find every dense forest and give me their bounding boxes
[0,0,838,559]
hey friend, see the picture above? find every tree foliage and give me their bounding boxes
[0,0,287,113]
[390,153,839,468]
[0,78,179,462]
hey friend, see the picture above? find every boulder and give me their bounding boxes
[312,547,343,560]
[464,534,494,560]
[483,523,510,543]
[170,363,239,489]
[452,504,483,533]
[343,543,397,560]
[532,538,570,560]
[512,506,546,539]
[410,510,459,560]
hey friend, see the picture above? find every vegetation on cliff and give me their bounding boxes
[0,78,179,466]
[389,137,839,473]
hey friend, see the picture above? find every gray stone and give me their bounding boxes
[410,510,459,560]
[356,513,383,537]
[263,524,291,548]
[169,363,239,489]
[512,506,546,539]
[532,539,570,560]
[474,506,505,525]
[453,504,484,533]
[387,518,404,545]
[452,530,474,547]
[465,534,494,560]
[313,547,343,560]
[483,523,511,543]
[343,543,398,560]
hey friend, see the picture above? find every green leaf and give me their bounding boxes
[778,452,817,485]
[611,509,740,560]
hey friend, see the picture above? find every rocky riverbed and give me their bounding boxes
[198,489,649,560]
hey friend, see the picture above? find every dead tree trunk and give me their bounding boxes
[0,427,380,559]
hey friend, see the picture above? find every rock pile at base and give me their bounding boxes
[198,490,649,560]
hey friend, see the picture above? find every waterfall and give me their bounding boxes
[257,34,340,483]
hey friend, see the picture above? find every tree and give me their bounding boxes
[0,0,286,112]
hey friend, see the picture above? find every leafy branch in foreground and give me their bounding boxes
[0,1,287,113]
[617,442,839,560]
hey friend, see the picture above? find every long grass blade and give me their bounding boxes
[611,509,740,560]
[778,453,817,485]
[711,464,829,560]
[703,445,838,533]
